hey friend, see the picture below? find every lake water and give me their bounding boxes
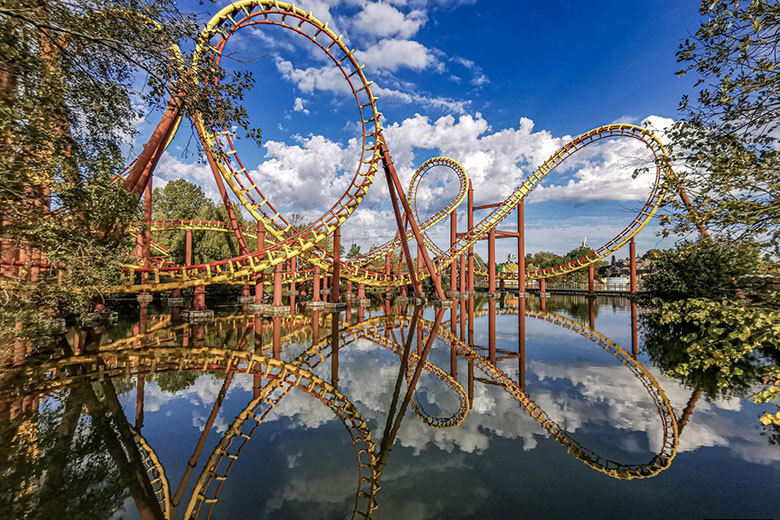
[1,294,778,519]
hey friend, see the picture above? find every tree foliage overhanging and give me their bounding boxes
[663,0,779,250]
[0,0,260,341]
[642,0,780,428]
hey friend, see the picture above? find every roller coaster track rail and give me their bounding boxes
[91,0,671,295]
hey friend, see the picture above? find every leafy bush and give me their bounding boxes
[642,239,761,300]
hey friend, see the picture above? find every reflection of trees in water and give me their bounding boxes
[519,294,616,325]
[640,311,768,400]
[0,380,163,519]
[153,371,201,393]
[643,310,780,449]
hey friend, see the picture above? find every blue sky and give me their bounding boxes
[135,0,706,260]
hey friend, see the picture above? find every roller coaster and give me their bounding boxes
[0,0,676,304]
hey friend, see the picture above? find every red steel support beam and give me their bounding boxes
[383,253,392,294]
[450,209,457,297]
[517,201,525,294]
[143,178,152,266]
[186,229,205,311]
[313,265,321,302]
[472,201,503,211]
[194,119,249,255]
[331,226,341,303]
[630,237,637,295]
[123,104,179,195]
[380,139,445,300]
[467,180,474,294]
[459,250,466,295]
[588,263,595,295]
[185,229,192,266]
[383,165,420,297]
[488,228,496,294]
[289,257,297,314]
[255,223,265,304]
[273,262,283,307]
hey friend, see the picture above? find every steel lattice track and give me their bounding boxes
[104,1,671,294]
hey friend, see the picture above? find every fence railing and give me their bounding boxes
[475,280,640,292]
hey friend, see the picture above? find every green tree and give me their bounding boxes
[0,0,260,342]
[152,179,207,222]
[642,238,761,300]
[663,0,779,249]
[347,243,362,258]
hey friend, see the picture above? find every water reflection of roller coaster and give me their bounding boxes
[1,303,678,518]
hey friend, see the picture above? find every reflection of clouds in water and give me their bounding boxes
[192,410,229,434]
[124,336,776,468]
[115,326,777,519]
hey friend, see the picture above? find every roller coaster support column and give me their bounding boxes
[383,253,391,294]
[588,264,595,295]
[123,103,179,196]
[467,180,475,294]
[255,223,265,304]
[630,237,637,295]
[194,119,250,255]
[143,180,152,264]
[185,228,192,267]
[185,229,206,311]
[539,278,547,312]
[312,265,321,302]
[273,263,283,306]
[289,257,297,314]
[331,226,341,303]
[517,201,526,296]
[450,209,458,300]
[380,139,445,300]
[488,229,496,295]
[417,248,423,294]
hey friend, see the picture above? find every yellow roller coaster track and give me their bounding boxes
[112,0,670,294]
